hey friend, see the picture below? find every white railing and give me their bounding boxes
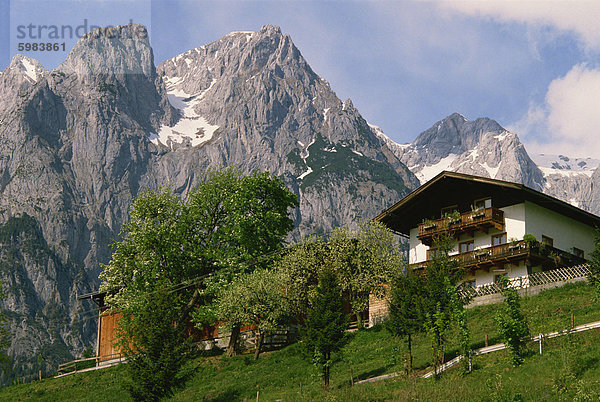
[457,264,591,299]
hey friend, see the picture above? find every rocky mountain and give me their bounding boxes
[374,113,545,190]
[375,113,600,216]
[0,24,418,380]
[529,153,599,210]
[153,25,418,233]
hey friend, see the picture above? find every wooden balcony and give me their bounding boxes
[417,207,504,245]
[409,240,587,272]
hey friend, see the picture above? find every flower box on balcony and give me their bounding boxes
[475,250,490,259]
[472,211,486,219]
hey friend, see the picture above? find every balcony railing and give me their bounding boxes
[409,240,587,271]
[417,207,504,245]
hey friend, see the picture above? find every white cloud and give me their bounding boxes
[511,64,600,158]
[440,1,600,52]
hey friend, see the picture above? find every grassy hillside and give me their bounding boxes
[2,282,600,401]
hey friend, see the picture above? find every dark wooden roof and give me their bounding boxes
[375,171,600,235]
[77,290,107,307]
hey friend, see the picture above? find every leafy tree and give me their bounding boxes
[187,169,298,355]
[386,270,423,373]
[447,277,470,373]
[277,237,331,322]
[118,289,192,402]
[329,220,401,327]
[588,229,600,296]
[217,268,289,360]
[420,234,462,377]
[100,188,188,311]
[0,284,9,375]
[278,221,401,328]
[496,276,530,367]
[100,168,298,310]
[99,167,298,394]
[302,271,349,389]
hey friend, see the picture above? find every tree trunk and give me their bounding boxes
[254,330,264,361]
[356,311,363,329]
[323,352,330,389]
[407,333,413,373]
[178,289,200,328]
[226,324,241,357]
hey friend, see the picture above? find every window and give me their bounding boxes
[463,280,476,288]
[441,205,458,217]
[474,197,492,210]
[492,233,507,246]
[427,248,445,260]
[573,247,584,259]
[542,235,554,247]
[494,273,507,284]
[459,241,474,254]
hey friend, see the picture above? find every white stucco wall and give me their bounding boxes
[474,261,528,287]
[524,201,595,258]
[409,227,428,263]
[502,203,526,242]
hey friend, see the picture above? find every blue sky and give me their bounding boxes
[2,1,600,158]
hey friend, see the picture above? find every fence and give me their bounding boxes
[457,263,591,299]
[57,353,124,376]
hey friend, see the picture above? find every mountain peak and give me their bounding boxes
[58,23,155,78]
[6,54,47,83]
[383,113,544,189]
[445,112,468,122]
[260,24,282,35]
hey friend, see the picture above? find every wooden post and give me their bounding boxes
[350,368,354,386]
[571,312,574,328]
[39,370,42,381]
[300,382,302,394]
[256,390,259,402]
[468,351,473,373]
[485,334,488,347]
[539,333,543,354]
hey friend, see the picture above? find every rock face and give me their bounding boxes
[153,25,418,233]
[0,24,418,380]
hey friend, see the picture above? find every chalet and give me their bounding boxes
[374,171,599,288]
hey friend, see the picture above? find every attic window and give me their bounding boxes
[474,198,492,210]
[441,205,458,217]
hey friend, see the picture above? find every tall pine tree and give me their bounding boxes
[386,271,423,373]
[303,271,348,389]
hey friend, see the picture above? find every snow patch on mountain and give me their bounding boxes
[21,58,38,82]
[369,124,410,150]
[531,154,599,177]
[150,79,220,148]
[417,154,458,183]
[297,138,316,180]
[482,162,500,178]
[298,167,313,180]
